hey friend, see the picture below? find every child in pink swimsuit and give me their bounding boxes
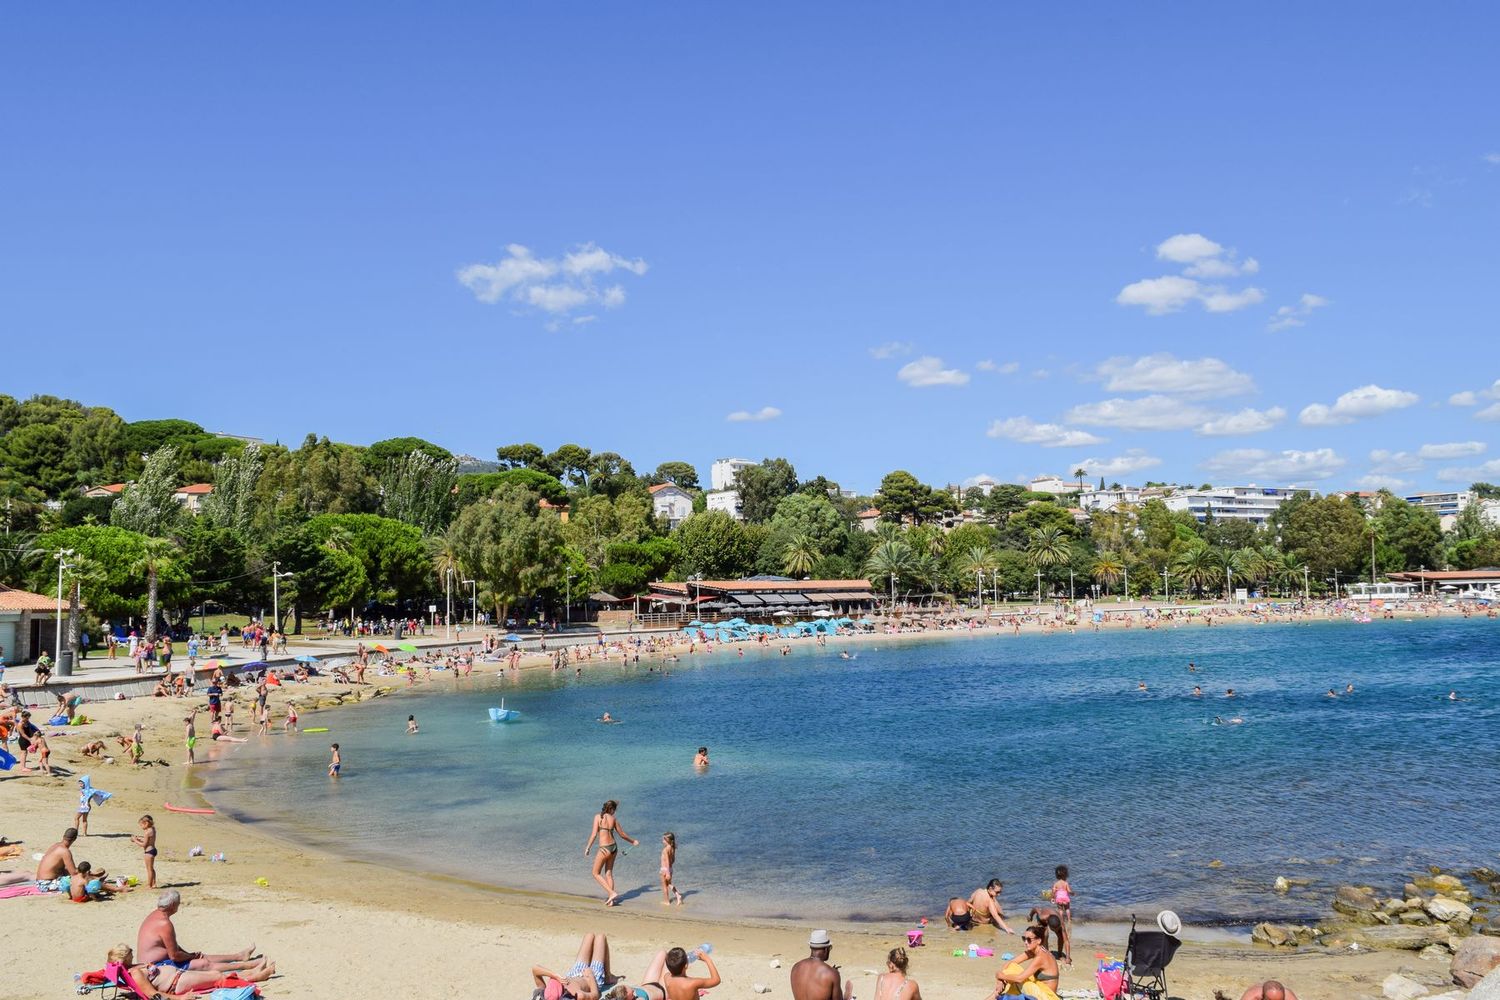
[1051,865,1073,931]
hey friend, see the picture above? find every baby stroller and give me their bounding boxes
[1119,912,1181,1000]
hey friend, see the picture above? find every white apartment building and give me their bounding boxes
[1163,485,1305,525]
[1403,490,1473,531]
[1026,475,1088,496]
[706,489,743,520]
[710,458,756,491]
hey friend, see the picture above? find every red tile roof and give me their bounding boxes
[647,483,684,494]
[857,508,881,518]
[652,579,873,594]
[175,483,214,495]
[0,585,60,612]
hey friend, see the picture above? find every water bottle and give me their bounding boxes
[696,943,713,960]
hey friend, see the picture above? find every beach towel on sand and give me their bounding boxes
[0,884,42,900]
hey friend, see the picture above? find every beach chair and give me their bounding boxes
[1120,914,1180,1000]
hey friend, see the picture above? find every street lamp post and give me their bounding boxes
[1035,570,1042,604]
[1162,568,1170,604]
[1333,569,1340,599]
[975,570,983,608]
[463,579,476,626]
[566,570,573,625]
[1123,563,1129,603]
[1069,569,1075,603]
[1303,565,1310,599]
[271,562,293,634]
[445,567,454,639]
[54,548,74,670]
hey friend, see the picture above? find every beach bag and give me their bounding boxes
[1096,966,1124,1000]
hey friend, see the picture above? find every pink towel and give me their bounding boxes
[0,884,42,899]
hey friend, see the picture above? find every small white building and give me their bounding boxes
[856,507,881,533]
[706,489,743,520]
[1027,476,1088,496]
[710,458,756,492]
[648,483,695,530]
[1078,486,1144,513]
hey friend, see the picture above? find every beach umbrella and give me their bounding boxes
[397,642,418,652]
[504,633,522,642]
[812,609,834,618]
[294,655,319,663]
[241,660,269,670]
[372,643,391,653]
[204,659,221,670]
[687,620,705,627]
[772,609,793,617]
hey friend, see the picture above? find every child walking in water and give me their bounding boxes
[1052,864,1073,954]
[131,815,157,888]
[284,703,298,733]
[660,832,684,906]
[328,743,341,778]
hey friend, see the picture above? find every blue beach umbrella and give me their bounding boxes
[294,655,319,663]
[504,633,522,642]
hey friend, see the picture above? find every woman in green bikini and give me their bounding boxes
[585,799,638,906]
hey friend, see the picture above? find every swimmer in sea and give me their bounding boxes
[694,746,709,769]
[1188,662,1196,672]
[1345,683,1355,694]
[1225,688,1236,698]
[1325,688,1338,698]
[1137,682,1148,692]
[600,712,619,724]
[407,715,418,734]
[1192,686,1202,697]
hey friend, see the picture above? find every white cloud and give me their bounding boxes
[1066,395,1213,431]
[458,242,647,318]
[870,341,913,360]
[1268,293,1331,331]
[1298,384,1419,426]
[1202,447,1347,483]
[1356,474,1413,491]
[1368,449,1424,474]
[1197,406,1287,436]
[1069,450,1163,477]
[1477,402,1500,421]
[1449,391,1477,406]
[1156,233,1224,263]
[963,473,999,488]
[1436,458,1500,483]
[897,356,970,387]
[1121,234,1265,315]
[1200,287,1267,312]
[977,359,1020,374]
[1116,275,1202,315]
[1419,441,1486,460]
[986,417,1106,448]
[1484,152,1500,166]
[1097,353,1255,397]
[725,406,782,423]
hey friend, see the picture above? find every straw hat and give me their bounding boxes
[1156,910,1182,936]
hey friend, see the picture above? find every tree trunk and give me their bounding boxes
[67,580,81,657]
[146,567,159,642]
[293,604,303,635]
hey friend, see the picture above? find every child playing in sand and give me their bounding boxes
[328,743,341,778]
[132,815,158,888]
[1051,865,1073,943]
[660,832,684,905]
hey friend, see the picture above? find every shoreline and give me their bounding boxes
[2,608,1492,998]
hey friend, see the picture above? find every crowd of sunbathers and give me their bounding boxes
[532,933,719,1000]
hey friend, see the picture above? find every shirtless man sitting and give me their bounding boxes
[37,828,104,881]
[137,889,263,974]
[1235,983,1300,1000]
[790,929,853,1000]
[967,879,1016,934]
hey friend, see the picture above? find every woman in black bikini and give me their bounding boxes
[584,800,638,906]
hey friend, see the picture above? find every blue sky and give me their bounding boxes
[3,4,1498,495]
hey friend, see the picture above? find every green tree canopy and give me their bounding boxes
[736,458,799,524]
[672,510,758,578]
[456,468,568,508]
[652,461,700,491]
[364,436,452,472]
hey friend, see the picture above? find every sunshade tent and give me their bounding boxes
[397,642,418,652]
[294,655,319,663]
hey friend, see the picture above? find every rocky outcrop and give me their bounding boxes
[1453,935,1500,988]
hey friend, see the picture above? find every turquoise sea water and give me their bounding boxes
[204,617,1500,927]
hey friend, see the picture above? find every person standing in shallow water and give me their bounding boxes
[584,799,638,906]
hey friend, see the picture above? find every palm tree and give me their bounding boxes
[782,533,821,577]
[1025,527,1070,570]
[864,540,915,604]
[956,545,998,603]
[1173,543,1220,596]
[1092,552,1125,596]
[1224,547,1267,598]
[131,537,180,643]
[0,531,42,589]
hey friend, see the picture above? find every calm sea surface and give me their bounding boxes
[204,617,1500,927]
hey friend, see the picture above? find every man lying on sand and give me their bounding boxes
[137,889,266,974]
[1226,983,1300,1000]
[532,931,615,1000]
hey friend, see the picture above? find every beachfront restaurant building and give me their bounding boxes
[647,577,879,620]
[0,585,64,666]
[1387,569,1500,602]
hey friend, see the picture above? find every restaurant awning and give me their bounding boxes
[778,592,813,605]
[729,593,766,606]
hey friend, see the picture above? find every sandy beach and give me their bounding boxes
[1,609,1488,999]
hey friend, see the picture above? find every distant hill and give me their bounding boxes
[455,453,499,474]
